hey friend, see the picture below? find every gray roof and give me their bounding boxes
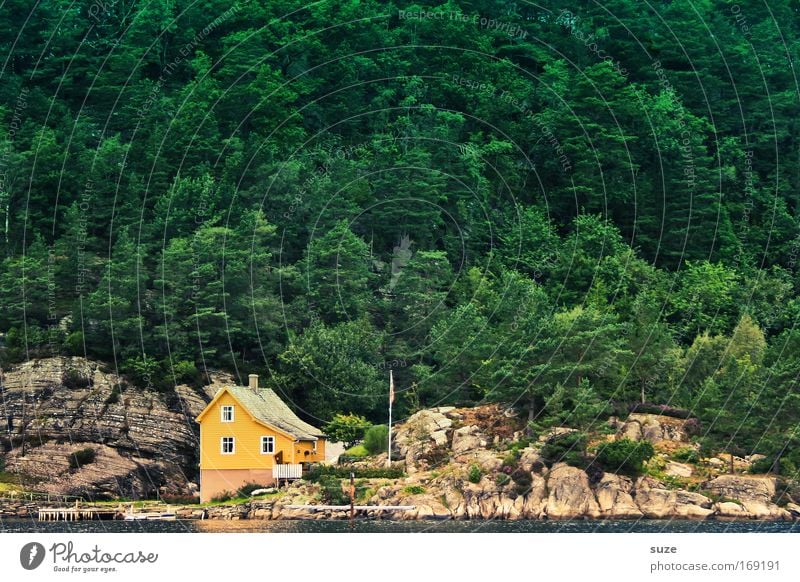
[226,385,324,440]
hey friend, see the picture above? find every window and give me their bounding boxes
[261,436,275,454]
[221,437,235,454]
[221,405,234,423]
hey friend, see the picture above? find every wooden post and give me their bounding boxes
[349,472,355,531]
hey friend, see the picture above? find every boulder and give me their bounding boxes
[518,447,546,473]
[594,474,643,519]
[665,462,693,478]
[430,430,448,447]
[451,425,485,454]
[544,463,602,519]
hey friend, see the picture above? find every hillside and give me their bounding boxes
[1,0,799,479]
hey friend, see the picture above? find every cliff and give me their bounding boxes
[0,357,223,499]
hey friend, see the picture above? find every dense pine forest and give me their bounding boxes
[1,1,799,472]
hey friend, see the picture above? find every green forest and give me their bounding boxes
[1,1,799,472]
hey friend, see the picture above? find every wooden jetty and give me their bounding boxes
[38,507,119,521]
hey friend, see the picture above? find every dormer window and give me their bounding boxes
[221,405,234,423]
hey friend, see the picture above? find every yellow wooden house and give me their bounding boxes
[195,374,326,503]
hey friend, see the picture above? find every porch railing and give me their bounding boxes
[273,463,303,480]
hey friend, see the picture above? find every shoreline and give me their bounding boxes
[2,499,798,523]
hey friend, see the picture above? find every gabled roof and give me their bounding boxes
[197,385,324,441]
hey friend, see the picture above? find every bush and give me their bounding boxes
[62,368,92,389]
[467,464,482,484]
[343,444,369,457]
[319,476,349,505]
[540,432,588,468]
[211,491,234,503]
[673,447,700,464]
[495,474,511,487]
[593,438,654,475]
[305,465,404,481]
[510,468,533,494]
[402,485,426,495]
[68,448,96,470]
[237,482,271,497]
[363,424,389,455]
[105,385,121,406]
[173,361,203,387]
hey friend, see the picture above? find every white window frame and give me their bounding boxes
[221,405,234,423]
[221,437,235,455]
[260,436,275,455]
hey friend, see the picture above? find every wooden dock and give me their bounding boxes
[38,507,120,521]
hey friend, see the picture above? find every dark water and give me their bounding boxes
[1,518,798,533]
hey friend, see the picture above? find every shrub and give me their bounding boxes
[319,476,349,505]
[68,448,96,470]
[105,385,121,406]
[363,424,389,455]
[211,491,234,503]
[673,447,699,463]
[540,432,588,468]
[495,474,511,487]
[237,482,271,497]
[402,485,426,495]
[62,368,92,389]
[173,361,203,387]
[510,468,533,494]
[467,464,482,484]
[343,444,369,458]
[305,465,404,481]
[593,438,654,475]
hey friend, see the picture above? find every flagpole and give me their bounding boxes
[387,369,393,468]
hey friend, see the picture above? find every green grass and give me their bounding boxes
[344,444,369,457]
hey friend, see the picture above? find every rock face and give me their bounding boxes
[706,475,791,520]
[0,357,218,498]
[544,464,601,519]
[344,406,799,522]
[616,413,691,444]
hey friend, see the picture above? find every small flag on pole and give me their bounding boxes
[387,370,394,467]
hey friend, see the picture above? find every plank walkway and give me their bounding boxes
[38,507,119,521]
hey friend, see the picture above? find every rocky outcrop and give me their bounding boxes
[706,475,791,520]
[0,357,218,498]
[615,413,691,444]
